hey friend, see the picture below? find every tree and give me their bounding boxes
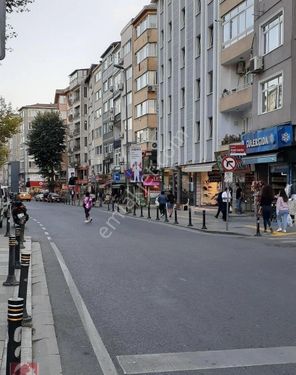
[6,0,34,41]
[0,97,21,167]
[27,112,66,191]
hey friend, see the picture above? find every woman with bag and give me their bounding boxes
[276,189,289,232]
[260,184,274,233]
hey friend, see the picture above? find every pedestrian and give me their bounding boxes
[260,184,274,233]
[235,183,243,214]
[215,190,223,219]
[221,188,231,221]
[276,189,289,232]
[83,191,93,223]
[158,191,168,217]
[12,201,29,226]
[166,190,175,218]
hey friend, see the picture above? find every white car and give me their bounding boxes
[35,193,44,201]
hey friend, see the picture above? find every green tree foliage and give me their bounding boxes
[27,112,66,191]
[6,0,34,40]
[0,97,21,167]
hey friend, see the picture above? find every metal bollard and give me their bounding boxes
[6,297,24,375]
[18,252,32,324]
[174,207,179,224]
[3,236,19,286]
[188,207,193,227]
[14,225,21,269]
[112,201,115,212]
[164,208,169,223]
[133,203,137,216]
[140,205,144,217]
[255,216,261,237]
[156,206,160,221]
[117,203,120,213]
[201,210,207,230]
[20,223,25,249]
[147,204,151,219]
[4,205,11,237]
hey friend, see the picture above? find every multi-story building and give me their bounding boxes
[18,103,57,191]
[241,0,296,194]
[132,3,158,173]
[67,68,89,183]
[156,0,220,205]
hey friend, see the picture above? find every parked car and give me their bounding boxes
[35,193,44,201]
[47,192,61,202]
[16,192,32,202]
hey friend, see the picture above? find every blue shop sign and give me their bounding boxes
[242,123,293,154]
[112,172,121,182]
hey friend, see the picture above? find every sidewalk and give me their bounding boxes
[99,203,296,237]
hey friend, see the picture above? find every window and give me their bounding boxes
[136,129,149,143]
[168,22,172,40]
[181,127,185,146]
[222,0,254,48]
[181,7,185,29]
[84,120,87,130]
[135,100,157,118]
[181,87,185,107]
[103,81,108,92]
[136,43,157,64]
[208,25,213,48]
[114,99,121,114]
[195,121,200,142]
[95,70,101,82]
[84,104,87,115]
[195,0,201,14]
[95,108,102,118]
[196,79,200,100]
[122,40,131,56]
[103,102,108,113]
[262,12,283,55]
[127,92,132,105]
[168,58,172,77]
[168,95,172,113]
[84,137,87,147]
[124,117,133,130]
[95,89,101,101]
[161,30,164,48]
[208,71,213,94]
[84,87,87,98]
[208,117,213,139]
[136,71,157,91]
[181,47,185,67]
[136,14,157,37]
[126,66,132,80]
[84,153,88,163]
[196,35,201,57]
[260,73,283,114]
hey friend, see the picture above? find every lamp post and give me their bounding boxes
[114,62,130,210]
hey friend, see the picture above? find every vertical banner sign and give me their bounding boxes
[130,145,142,182]
[0,0,5,60]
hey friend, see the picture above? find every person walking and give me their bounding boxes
[215,190,223,219]
[166,190,175,218]
[83,191,93,223]
[276,189,289,232]
[260,184,274,233]
[158,191,168,217]
[222,187,231,222]
[235,183,243,214]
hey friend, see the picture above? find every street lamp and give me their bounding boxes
[114,62,130,209]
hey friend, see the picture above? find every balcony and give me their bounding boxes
[221,33,253,65]
[220,84,252,113]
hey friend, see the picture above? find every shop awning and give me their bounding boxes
[183,163,215,173]
[242,153,278,165]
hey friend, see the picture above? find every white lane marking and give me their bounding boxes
[50,241,118,375]
[47,237,52,241]
[41,226,46,230]
[33,219,37,222]
[117,346,296,374]
[36,221,40,224]
[44,232,49,236]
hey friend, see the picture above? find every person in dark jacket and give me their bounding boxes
[215,191,223,219]
[158,191,168,216]
[260,184,274,233]
[166,190,175,217]
[12,201,29,225]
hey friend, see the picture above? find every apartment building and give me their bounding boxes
[156,0,220,205]
[18,103,57,190]
[67,68,89,183]
[241,0,296,194]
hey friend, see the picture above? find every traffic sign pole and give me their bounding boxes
[0,0,5,60]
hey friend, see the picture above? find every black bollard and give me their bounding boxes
[126,205,129,214]
[147,204,151,219]
[164,208,169,223]
[3,236,19,286]
[133,203,137,216]
[201,210,207,230]
[188,207,193,227]
[14,225,21,269]
[174,207,179,224]
[140,205,144,217]
[6,297,24,375]
[255,216,261,237]
[4,205,11,237]
[156,206,160,221]
[117,204,120,213]
[18,252,32,324]
[112,201,115,212]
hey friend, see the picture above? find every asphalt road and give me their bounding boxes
[26,201,296,375]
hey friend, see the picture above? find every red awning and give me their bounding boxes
[29,181,44,187]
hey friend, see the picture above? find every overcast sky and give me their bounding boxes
[0,0,149,109]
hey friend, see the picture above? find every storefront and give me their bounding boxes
[242,123,294,195]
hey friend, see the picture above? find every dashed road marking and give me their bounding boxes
[44,231,49,236]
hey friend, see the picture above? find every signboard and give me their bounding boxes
[224,172,233,183]
[242,123,293,154]
[230,144,246,156]
[0,0,5,60]
[112,172,121,183]
[130,145,142,182]
[222,156,236,171]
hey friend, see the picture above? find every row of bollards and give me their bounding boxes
[3,211,32,374]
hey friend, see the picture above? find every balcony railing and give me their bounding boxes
[220,83,252,112]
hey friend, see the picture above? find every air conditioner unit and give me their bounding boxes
[249,56,264,73]
[147,85,157,92]
[151,142,157,149]
[236,61,246,75]
[109,85,114,92]
[118,82,124,91]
